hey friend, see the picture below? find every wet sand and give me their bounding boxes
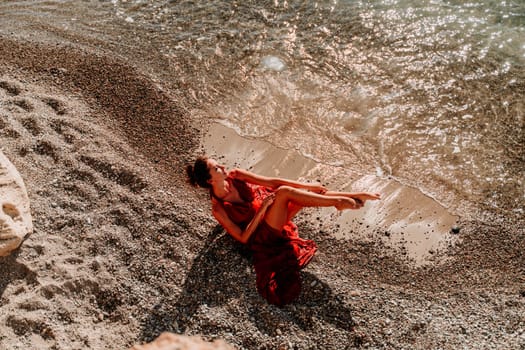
[0,34,524,349]
[202,122,460,266]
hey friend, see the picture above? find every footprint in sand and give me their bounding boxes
[0,80,22,96]
[5,315,55,340]
[12,98,34,112]
[20,117,42,136]
[79,155,147,193]
[1,77,148,201]
[42,97,67,115]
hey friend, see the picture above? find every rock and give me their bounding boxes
[451,225,461,234]
[0,151,33,257]
[130,333,236,350]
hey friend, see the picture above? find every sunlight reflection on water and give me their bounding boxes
[1,0,522,216]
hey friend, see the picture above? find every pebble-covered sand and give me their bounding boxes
[0,35,524,350]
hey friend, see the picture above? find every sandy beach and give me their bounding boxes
[1,34,524,350]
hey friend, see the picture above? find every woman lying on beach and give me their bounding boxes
[186,156,380,306]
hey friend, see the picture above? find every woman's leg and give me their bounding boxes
[264,186,358,231]
[266,189,381,230]
[286,203,302,222]
[284,191,380,222]
[323,191,381,205]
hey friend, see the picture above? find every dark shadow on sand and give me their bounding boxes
[0,250,37,298]
[140,225,355,342]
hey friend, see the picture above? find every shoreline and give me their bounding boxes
[201,122,460,266]
[0,35,524,349]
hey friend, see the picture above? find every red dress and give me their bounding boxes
[213,177,317,306]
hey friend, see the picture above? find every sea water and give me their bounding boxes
[1,0,523,218]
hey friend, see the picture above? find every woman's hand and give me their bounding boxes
[228,169,239,178]
[240,193,275,244]
[261,193,275,209]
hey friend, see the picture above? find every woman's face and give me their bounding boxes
[207,158,227,184]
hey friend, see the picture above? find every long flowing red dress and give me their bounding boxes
[213,177,317,306]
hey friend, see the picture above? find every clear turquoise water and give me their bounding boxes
[1,0,523,216]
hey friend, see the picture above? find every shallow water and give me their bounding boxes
[1,0,523,218]
[203,122,459,265]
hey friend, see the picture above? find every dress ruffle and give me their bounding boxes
[215,178,317,306]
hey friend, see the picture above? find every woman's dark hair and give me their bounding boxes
[186,156,211,188]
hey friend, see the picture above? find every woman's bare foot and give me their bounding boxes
[335,198,361,210]
[350,192,381,205]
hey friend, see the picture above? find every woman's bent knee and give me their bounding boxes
[274,186,295,199]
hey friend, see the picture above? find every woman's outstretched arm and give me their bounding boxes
[211,195,275,244]
[230,168,326,193]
